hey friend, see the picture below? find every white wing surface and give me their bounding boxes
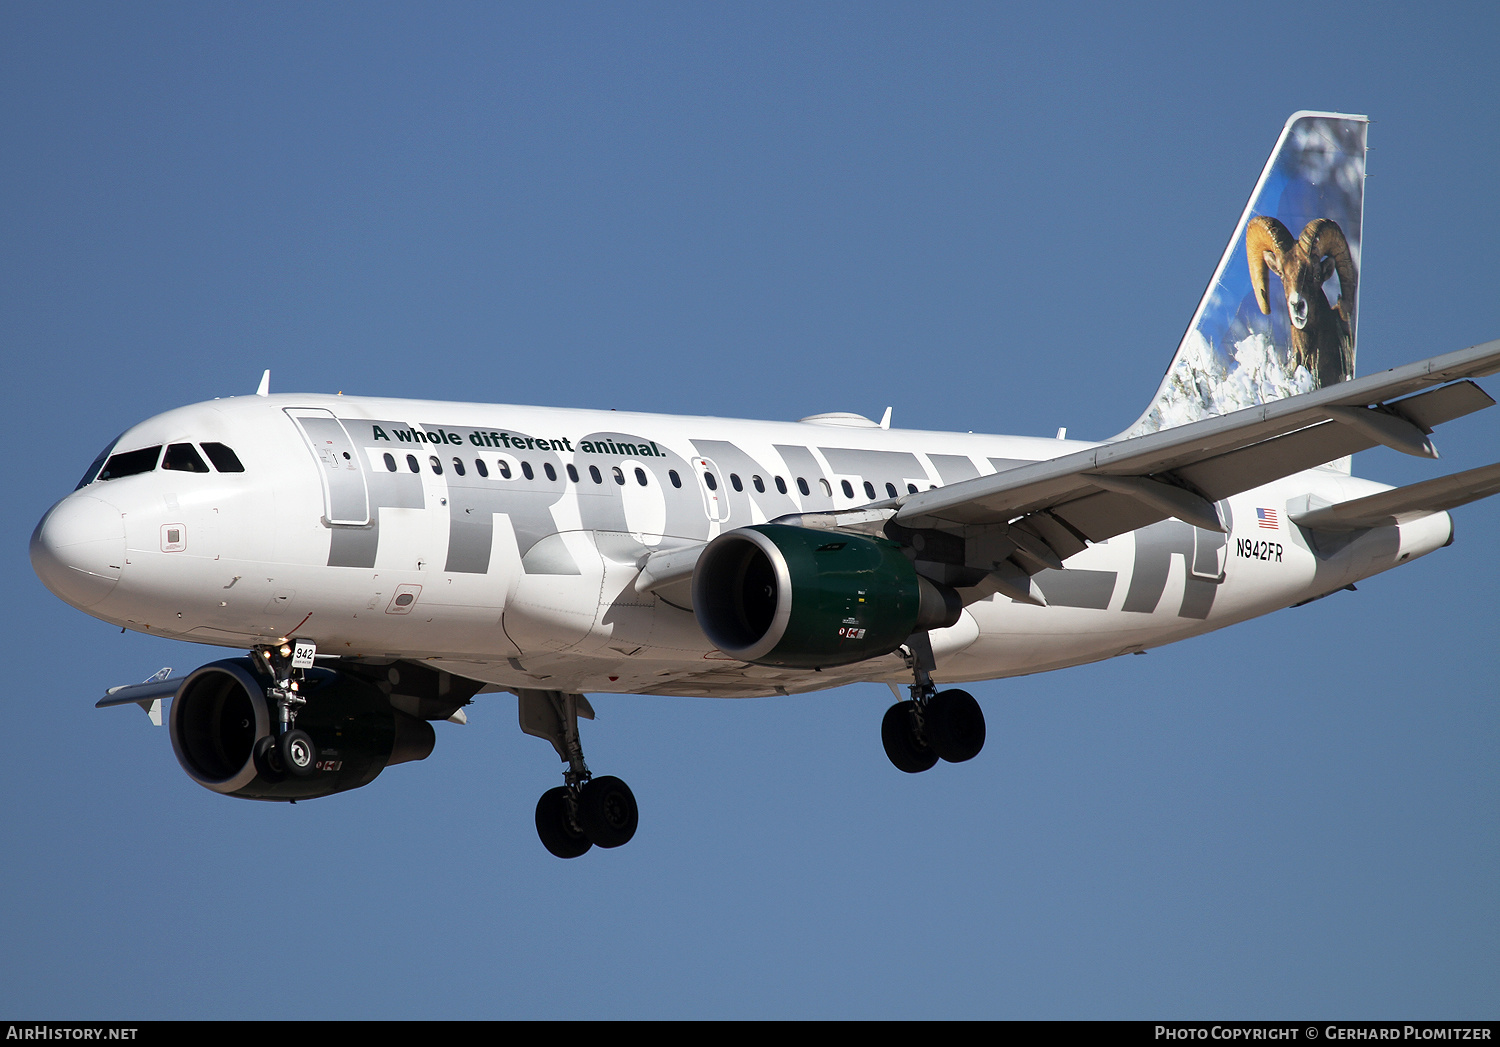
[895,339,1500,568]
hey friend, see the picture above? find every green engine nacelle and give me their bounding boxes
[692,524,959,669]
[169,658,436,801]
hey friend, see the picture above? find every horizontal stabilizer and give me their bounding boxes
[1291,461,1500,532]
[898,339,1500,543]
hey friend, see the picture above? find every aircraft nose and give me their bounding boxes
[30,493,127,609]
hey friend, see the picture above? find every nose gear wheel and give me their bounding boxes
[251,641,321,779]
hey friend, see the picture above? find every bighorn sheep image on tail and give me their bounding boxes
[1246,215,1357,388]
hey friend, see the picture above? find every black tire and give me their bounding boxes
[926,689,985,763]
[252,735,287,782]
[578,776,639,848]
[536,786,592,859]
[278,729,318,778]
[882,700,938,773]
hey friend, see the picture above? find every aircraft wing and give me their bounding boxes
[894,339,1500,567]
[96,669,179,725]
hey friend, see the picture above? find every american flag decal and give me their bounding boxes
[1256,507,1279,529]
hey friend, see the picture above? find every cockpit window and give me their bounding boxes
[76,435,123,489]
[201,443,245,472]
[97,446,162,482]
[162,443,211,473]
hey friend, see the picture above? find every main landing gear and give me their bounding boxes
[250,640,320,781]
[518,689,639,859]
[882,633,986,773]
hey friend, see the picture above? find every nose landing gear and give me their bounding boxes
[250,640,321,780]
[519,689,639,858]
[882,633,986,773]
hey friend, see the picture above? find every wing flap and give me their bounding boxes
[1174,420,1368,500]
[1171,381,1493,503]
[1050,489,1183,544]
[898,339,1500,534]
[1012,514,1089,564]
[1388,379,1495,431]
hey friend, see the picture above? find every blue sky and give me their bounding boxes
[3,2,1497,1018]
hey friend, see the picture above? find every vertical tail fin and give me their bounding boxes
[1122,112,1368,441]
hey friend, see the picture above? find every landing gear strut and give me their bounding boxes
[518,689,639,858]
[250,640,320,780]
[882,633,986,773]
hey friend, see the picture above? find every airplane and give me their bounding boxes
[30,111,1500,859]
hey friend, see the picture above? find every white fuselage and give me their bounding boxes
[32,392,1452,697]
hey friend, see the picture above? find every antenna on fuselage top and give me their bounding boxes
[256,370,270,397]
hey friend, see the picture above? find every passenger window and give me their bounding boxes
[384,453,397,472]
[886,483,898,498]
[430,456,443,475]
[452,457,466,477]
[567,464,579,483]
[670,470,682,488]
[407,455,420,473]
[590,465,603,484]
[613,466,625,485]
[98,445,161,481]
[704,472,718,491]
[820,479,832,497]
[499,460,512,479]
[160,444,203,473]
[863,481,876,499]
[841,480,854,498]
[544,463,557,482]
[521,462,534,480]
[775,476,787,494]
[201,443,245,473]
[752,475,765,493]
[907,484,917,494]
[475,459,489,478]
[730,473,743,492]
[635,467,648,486]
[797,477,810,496]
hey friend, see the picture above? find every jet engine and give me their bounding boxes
[692,523,960,669]
[168,658,437,801]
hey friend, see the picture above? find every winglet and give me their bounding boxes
[97,668,176,725]
[256,370,271,397]
[879,407,892,430]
